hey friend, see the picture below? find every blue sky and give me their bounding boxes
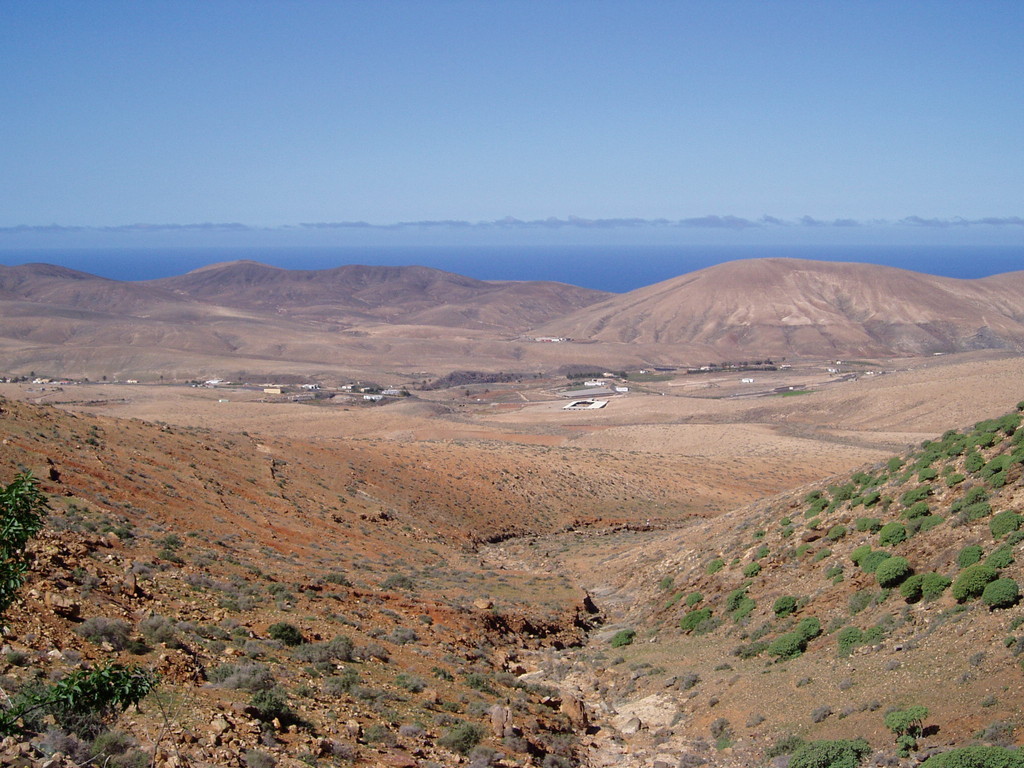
[2,1,1023,250]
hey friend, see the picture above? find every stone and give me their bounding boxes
[560,689,589,730]
[620,717,642,735]
[489,704,513,737]
[42,591,79,618]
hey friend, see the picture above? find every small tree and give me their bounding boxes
[885,705,928,756]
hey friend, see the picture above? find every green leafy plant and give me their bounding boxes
[0,473,47,617]
[0,662,157,737]
[958,544,984,568]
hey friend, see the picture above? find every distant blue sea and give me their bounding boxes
[1,245,1022,293]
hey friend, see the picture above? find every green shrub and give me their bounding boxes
[658,576,674,590]
[789,738,871,768]
[836,626,864,656]
[986,546,1015,569]
[767,632,807,660]
[742,562,761,578]
[967,501,994,520]
[901,486,933,506]
[438,722,485,755]
[875,556,911,588]
[952,564,999,602]
[773,596,797,617]
[685,591,703,606]
[249,689,293,723]
[706,558,725,574]
[887,457,904,473]
[848,590,873,614]
[863,490,882,507]
[879,522,907,547]
[680,607,714,633]
[860,550,891,573]
[916,515,945,533]
[904,501,931,519]
[920,745,1024,767]
[609,629,636,647]
[991,511,1023,540]
[921,573,952,600]
[966,451,985,473]
[267,622,304,646]
[958,544,985,568]
[850,544,872,565]
[900,574,925,601]
[982,579,1020,609]
[855,517,881,533]
[795,617,822,641]
[946,473,966,487]
[827,525,847,541]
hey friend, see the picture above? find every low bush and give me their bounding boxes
[680,607,714,633]
[953,564,999,602]
[920,746,1024,767]
[921,572,952,600]
[685,591,703,606]
[438,722,485,755]
[742,562,761,578]
[706,558,725,574]
[789,738,871,768]
[879,522,907,547]
[609,629,635,647]
[77,618,131,650]
[982,579,1020,609]
[773,596,797,617]
[267,622,304,646]
[986,546,1015,569]
[876,556,911,588]
[958,544,984,568]
[836,626,863,656]
[860,550,892,573]
[991,511,1023,540]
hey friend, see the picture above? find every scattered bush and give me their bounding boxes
[706,558,725,574]
[267,622,304,646]
[879,522,907,547]
[742,562,761,577]
[438,722,485,755]
[860,550,892,574]
[680,607,714,633]
[991,511,1023,540]
[875,556,911,588]
[77,618,131,651]
[609,629,635,647]
[789,738,871,768]
[381,573,416,590]
[850,544,872,564]
[773,596,797,617]
[953,564,999,602]
[982,579,1020,609]
[827,525,847,541]
[920,745,1024,767]
[921,573,952,600]
[958,544,984,568]
[837,626,864,656]
[685,591,703,606]
[986,546,1015,569]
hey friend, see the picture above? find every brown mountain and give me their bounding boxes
[534,257,1024,357]
[147,260,609,330]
